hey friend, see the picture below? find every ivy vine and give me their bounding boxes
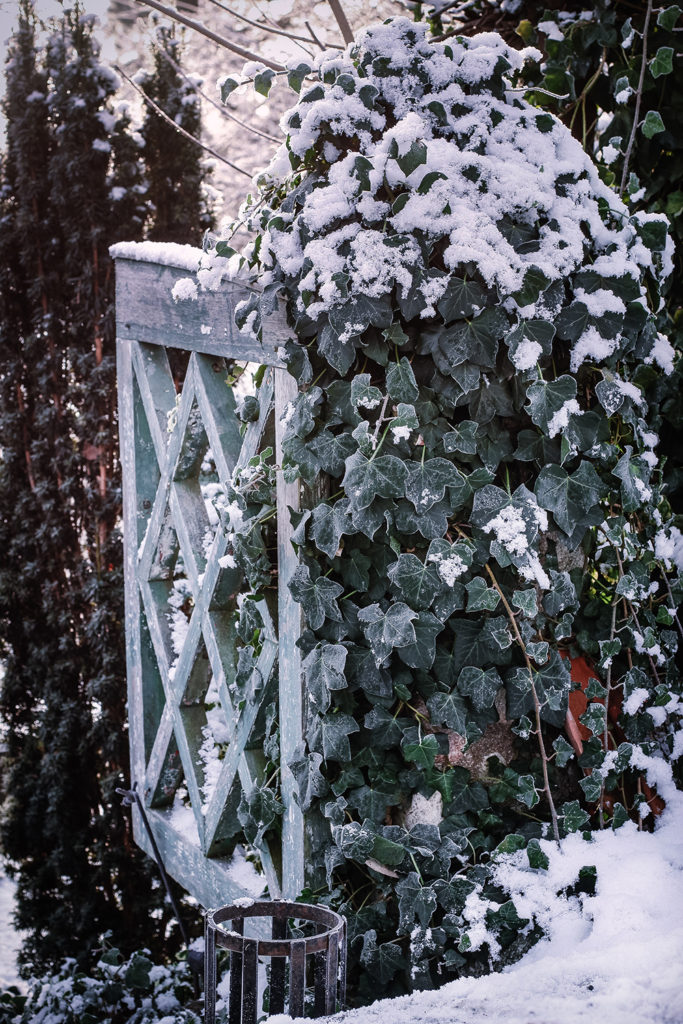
[215,17,682,999]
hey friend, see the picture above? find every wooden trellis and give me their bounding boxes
[114,246,305,906]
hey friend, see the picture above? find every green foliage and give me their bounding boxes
[139,26,215,245]
[209,13,682,1003]
[0,2,208,973]
[0,946,201,1024]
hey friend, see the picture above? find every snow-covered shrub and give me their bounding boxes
[214,16,682,1000]
[0,947,201,1024]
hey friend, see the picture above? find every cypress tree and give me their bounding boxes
[139,24,215,245]
[0,3,171,970]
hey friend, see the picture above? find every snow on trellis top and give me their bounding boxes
[244,19,673,377]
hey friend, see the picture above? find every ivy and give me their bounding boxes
[215,12,682,1005]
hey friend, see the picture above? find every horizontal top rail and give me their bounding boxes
[111,241,290,365]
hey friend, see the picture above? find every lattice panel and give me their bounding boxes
[124,340,281,897]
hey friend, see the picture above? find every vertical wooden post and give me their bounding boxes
[117,337,146,789]
[274,368,305,898]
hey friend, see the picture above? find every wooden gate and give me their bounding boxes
[114,244,304,906]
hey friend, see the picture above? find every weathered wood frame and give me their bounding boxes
[115,251,305,905]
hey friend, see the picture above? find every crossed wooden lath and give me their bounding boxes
[115,250,304,906]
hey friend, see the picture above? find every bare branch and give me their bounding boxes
[620,0,653,197]
[134,0,285,71]
[115,64,253,178]
[150,39,280,143]
[205,0,315,54]
[326,0,354,45]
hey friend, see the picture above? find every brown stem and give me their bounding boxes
[619,0,653,197]
[599,600,618,828]
[326,0,354,45]
[116,65,253,178]
[485,564,561,845]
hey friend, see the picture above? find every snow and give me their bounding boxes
[275,787,683,1024]
[109,240,205,272]
[171,277,198,302]
[0,869,24,989]
[547,398,581,439]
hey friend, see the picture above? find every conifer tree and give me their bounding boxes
[0,3,168,970]
[139,24,215,245]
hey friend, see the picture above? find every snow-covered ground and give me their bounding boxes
[0,869,23,989]
[272,792,683,1024]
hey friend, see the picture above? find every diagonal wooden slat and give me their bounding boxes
[115,247,305,908]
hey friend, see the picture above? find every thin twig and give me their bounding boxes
[599,599,618,828]
[485,564,561,845]
[134,0,285,71]
[620,0,653,196]
[326,0,354,45]
[205,0,315,52]
[116,65,253,178]
[151,38,280,143]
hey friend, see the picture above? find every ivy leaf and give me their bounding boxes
[649,47,674,79]
[512,265,550,307]
[516,775,539,808]
[343,451,408,510]
[401,728,439,769]
[386,357,419,403]
[456,666,502,711]
[309,500,351,558]
[287,62,312,93]
[387,554,443,610]
[309,430,356,476]
[220,75,240,101]
[417,170,448,195]
[535,461,607,535]
[513,589,538,618]
[348,645,392,700]
[543,571,577,617]
[612,446,649,513]
[318,322,356,375]
[405,458,465,512]
[579,769,603,803]
[552,737,573,770]
[289,747,328,810]
[525,375,576,433]
[351,373,383,411]
[396,140,428,177]
[466,577,500,612]
[506,320,555,365]
[527,838,549,870]
[303,643,348,711]
[254,68,276,96]
[440,309,506,368]
[556,301,589,343]
[357,601,418,664]
[288,564,344,629]
[360,931,405,984]
[580,701,605,737]
[437,277,487,321]
[657,5,681,30]
[319,712,360,762]
[426,688,468,733]
[396,872,438,930]
[561,800,590,834]
[444,420,479,456]
[398,612,443,669]
[641,110,665,138]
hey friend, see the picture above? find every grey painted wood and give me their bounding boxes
[114,258,289,364]
[117,256,310,909]
[274,369,305,899]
